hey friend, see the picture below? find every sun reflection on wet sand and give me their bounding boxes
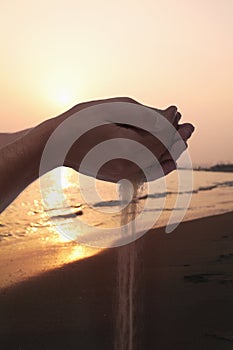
[0,230,100,290]
[67,244,99,262]
[0,168,105,290]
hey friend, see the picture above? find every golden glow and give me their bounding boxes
[60,167,76,189]
[52,88,73,108]
[0,0,232,165]
[46,167,76,191]
[43,74,79,110]
[67,244,98,262]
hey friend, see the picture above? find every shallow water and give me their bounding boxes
[0,168,232,245]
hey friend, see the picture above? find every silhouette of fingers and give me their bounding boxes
[177,123,195,141]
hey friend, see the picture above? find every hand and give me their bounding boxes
[0,97,194,213]
[56,97,194,182]
[150,106,194,177]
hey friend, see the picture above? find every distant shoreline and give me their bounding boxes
[194,164,233,173]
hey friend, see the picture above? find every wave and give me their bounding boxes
[49,210,83,220]
[198,181,233,192]
[37,181,233,213]
[92,181,233,208]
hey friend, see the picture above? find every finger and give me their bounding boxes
[162,145,184,164]
[174,111,182,129]
[160,140,187,164]
[159,149,173,162]
[161,106,178,124]
[138,122,194,180]
[161,159,176,176]
[177,123,195,141]
[148,159,176,181]
[161,123,194,163]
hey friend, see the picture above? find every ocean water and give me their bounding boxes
[0,168,233,246]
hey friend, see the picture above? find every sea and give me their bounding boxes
[0,167,233,247]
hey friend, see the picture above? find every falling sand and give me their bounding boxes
[115,177,146,350]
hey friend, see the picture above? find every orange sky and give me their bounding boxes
[0,0,232,165]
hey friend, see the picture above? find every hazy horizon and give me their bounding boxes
[0,0,232,166]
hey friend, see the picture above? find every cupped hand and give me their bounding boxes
[59,97,194,182]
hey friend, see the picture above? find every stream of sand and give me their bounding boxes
[115,179,145,350]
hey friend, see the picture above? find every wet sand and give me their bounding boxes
[0,212,233,349]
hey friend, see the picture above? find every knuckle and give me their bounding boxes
[118,97,137,104]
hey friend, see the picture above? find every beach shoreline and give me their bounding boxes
[0,211,233,349]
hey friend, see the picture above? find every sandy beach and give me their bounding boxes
[0,211,233,349]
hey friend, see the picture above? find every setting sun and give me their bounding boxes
[56,90,72,107]
[47,84,77,110]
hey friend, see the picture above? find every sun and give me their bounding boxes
[44,79,78,110]
[54,88,75,109]
[58,91,71,105]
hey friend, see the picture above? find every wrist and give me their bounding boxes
[23,117,60,178]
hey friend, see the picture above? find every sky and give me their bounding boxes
[0,0,232,166]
